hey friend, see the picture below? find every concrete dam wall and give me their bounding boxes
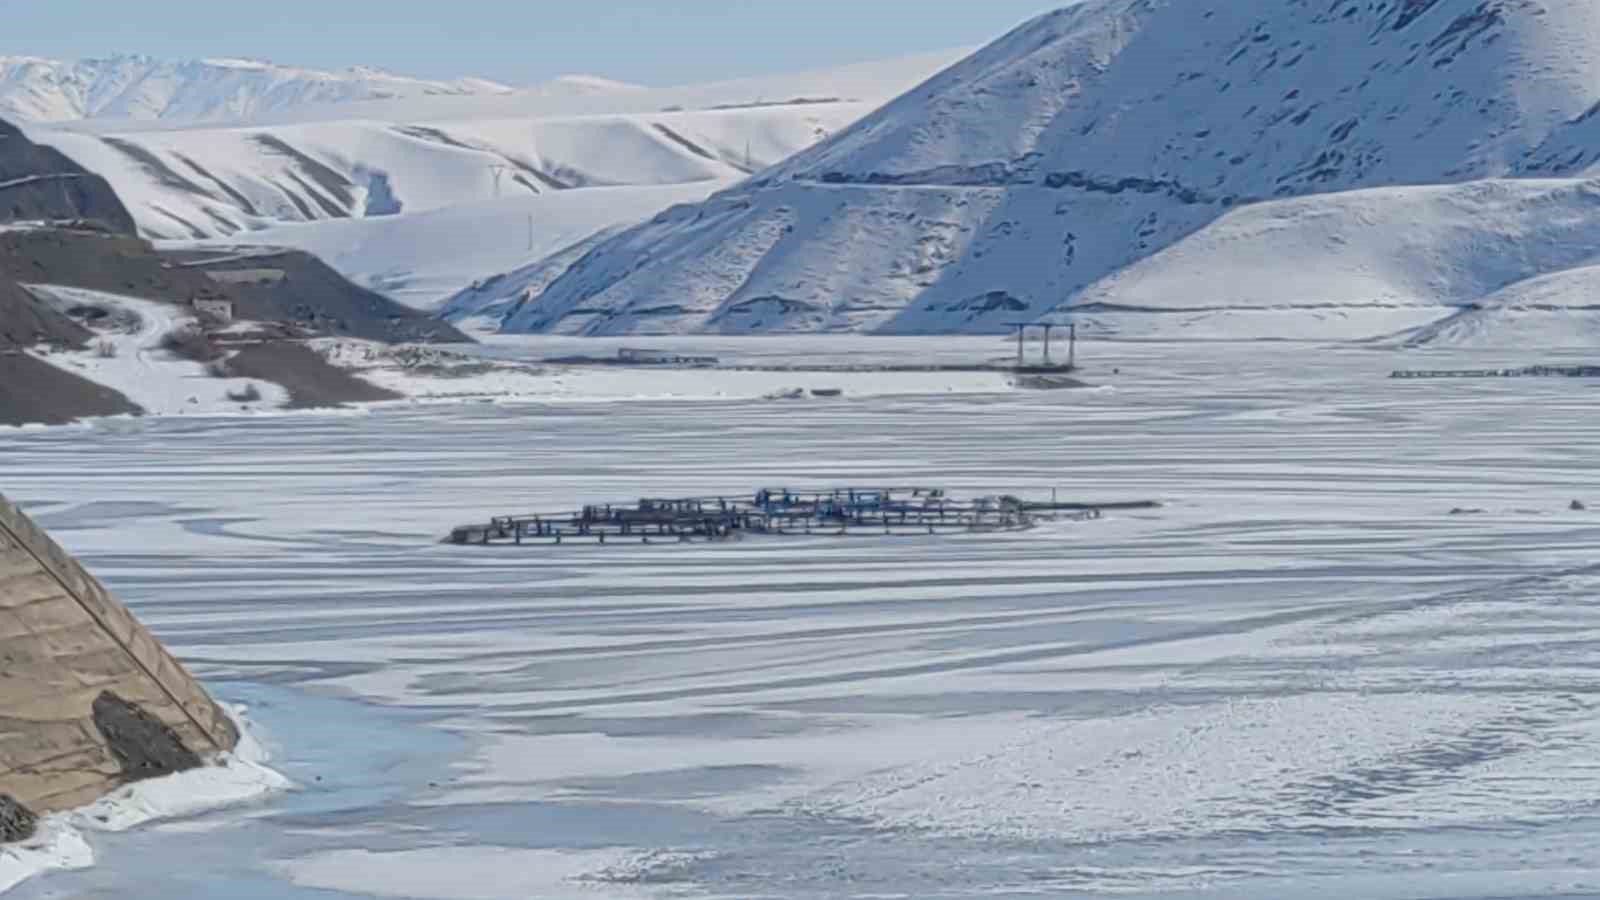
[0,490,237,836]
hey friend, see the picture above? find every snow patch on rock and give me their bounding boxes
[0,705,287,894]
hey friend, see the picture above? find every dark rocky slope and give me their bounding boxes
[0,119,136,232]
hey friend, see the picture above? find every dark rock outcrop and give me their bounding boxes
[0,271,90,349]
[92,692,204,783]
[0,795,38,843]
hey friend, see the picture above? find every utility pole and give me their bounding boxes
[488,164,508,198]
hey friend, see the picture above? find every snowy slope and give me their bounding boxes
[507,0,1600,337]
[0,54,513,124]
[1065,177,1600,341]
[436,226,632,333]
[35,106,846,241]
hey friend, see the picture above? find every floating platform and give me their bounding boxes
[446,487,1124,546]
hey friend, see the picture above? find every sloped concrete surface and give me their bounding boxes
[0,490,236,823]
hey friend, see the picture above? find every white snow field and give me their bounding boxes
[5,340,1600,897]
[494,0,1600,338]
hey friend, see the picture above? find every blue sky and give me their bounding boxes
[3,1,1066,86]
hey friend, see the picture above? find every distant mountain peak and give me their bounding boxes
[0,54,513,124]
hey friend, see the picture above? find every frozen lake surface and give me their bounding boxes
[6,341,1600,898]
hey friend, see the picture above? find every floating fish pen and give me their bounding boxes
[1391,365,1600,379]
[446,487,1108,546]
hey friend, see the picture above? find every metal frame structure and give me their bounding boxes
[444,486,1108,546]
[1006,322,1076,370]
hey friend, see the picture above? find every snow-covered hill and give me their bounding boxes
[0,54,515,124]
[25,51,962,308]
[40,105,853,240]
[1067,177,1600,341]
[435,226,632,333]
[488,0,1600,339]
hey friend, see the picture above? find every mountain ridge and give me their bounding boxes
[0,53,516,123]
[22,51,966,308]
[467,0,1600,339]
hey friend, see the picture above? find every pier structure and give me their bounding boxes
[445,486,1118,546]
[1390,364,1600,379]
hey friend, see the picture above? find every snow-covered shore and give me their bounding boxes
[312,336,1018,404]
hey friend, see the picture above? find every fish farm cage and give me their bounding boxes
[445,487,1125,546]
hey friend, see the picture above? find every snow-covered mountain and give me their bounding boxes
[40,104,855,239]
[471,0,1600,339]
[437,226,634,333]
[0,54,517,124]
[25,50,962,308]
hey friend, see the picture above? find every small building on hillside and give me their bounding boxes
[203,268,286,287]
[192,298,235,323]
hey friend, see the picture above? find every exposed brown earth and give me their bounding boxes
[0,228,471,347]
[0,263,144,425]
[0,113,469,426]
[0,228,464,425]
[166,246,471,344]
[0,352,141,426]
[226,341,402,409]
[0,269,90,348]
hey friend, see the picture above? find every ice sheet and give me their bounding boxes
[7,341,1600,897]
